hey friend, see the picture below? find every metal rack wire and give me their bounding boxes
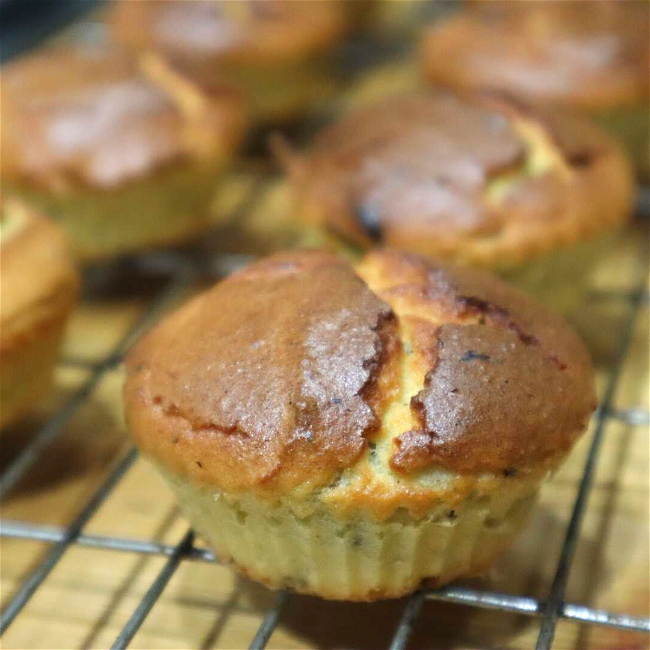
[1,187,649,648]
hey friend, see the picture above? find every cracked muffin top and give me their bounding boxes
[124,250,596,511]
[422,2,649,110]
[279,90,634,269]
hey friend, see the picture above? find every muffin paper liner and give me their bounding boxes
[158,464,540,600]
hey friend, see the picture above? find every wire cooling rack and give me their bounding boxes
[0,180,648,648]
[1,6,650,648]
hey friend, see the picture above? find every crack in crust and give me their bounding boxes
[355,251,596,475]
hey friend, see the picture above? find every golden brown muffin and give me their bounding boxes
[280,90,634,267]
[2,43,247,261]
[279,90,635,312]
[1,199,79,429]
[109,0,350,122]
[124,250,596,600]
[422,2,650,177]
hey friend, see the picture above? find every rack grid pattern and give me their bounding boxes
[1,196,648,649]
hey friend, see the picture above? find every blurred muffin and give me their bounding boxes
[365,0,456,40]
[1,199,79,429]
[422,2,650,178]
[2,44,246,261]
[124,250,596,600]
[278,90,634,312]
[109,0,350,123]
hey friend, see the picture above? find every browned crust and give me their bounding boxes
[1,45,247,192]
[125,251,399,494]
[1,200,79,352]
[109,0,349,68]
[124,250,596,494]
[280,90,634,269]
[421,2,649,111]
[360,250,596,474]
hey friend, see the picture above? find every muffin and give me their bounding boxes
[278,90,635,312]
[109,0,350,123]
[422,2,650,178]
[124,250,596,600]
[2,43,246,261]
[1,199,79,429]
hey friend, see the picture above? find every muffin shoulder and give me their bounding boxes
[125,251,596,496]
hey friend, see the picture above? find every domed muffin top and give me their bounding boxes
[2,45,245,192]
[422,2,649,109]
[280,90,633,267]
[110,0,349,67]
[124,250,596,497]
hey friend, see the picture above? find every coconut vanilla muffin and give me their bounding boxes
[124,250,596,600]
[1,199,79,429]
[2,43,246,261]
[279,90,635,312]
[422,2,650,178]
[109,0,350,123]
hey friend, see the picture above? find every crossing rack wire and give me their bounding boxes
[1,6,650,648]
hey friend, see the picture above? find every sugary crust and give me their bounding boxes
[124,250,596,496]
[280,90,634,269]
[1,199,79,358]
[422,2,649,110]
[1,45,246,192]
[110,0,349,67]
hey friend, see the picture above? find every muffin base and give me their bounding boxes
[589,103,649,180]
[4,162,226,262]
[1,312,68,430]
[158,464,538,601]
